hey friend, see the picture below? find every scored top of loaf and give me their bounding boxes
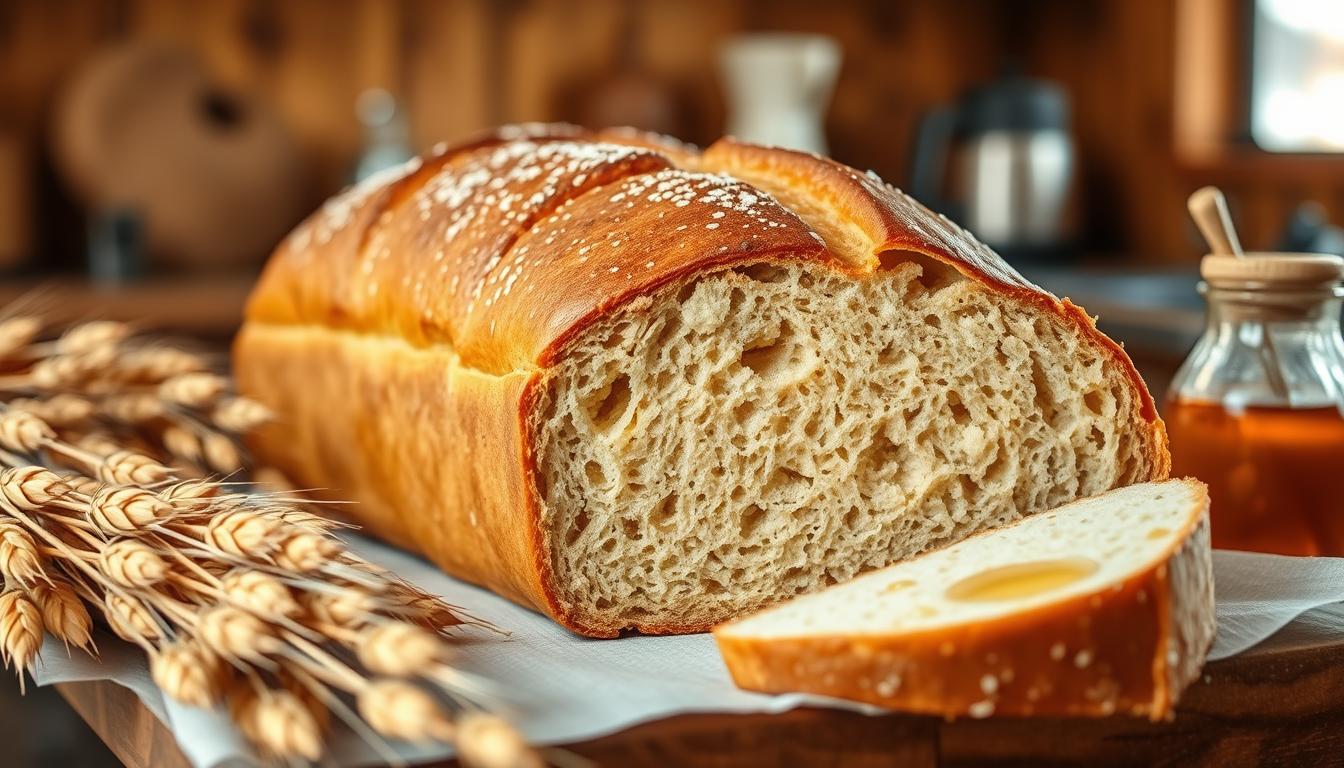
[244,123,1157,427]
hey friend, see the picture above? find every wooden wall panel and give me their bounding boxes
[0,0,109,267]
[0,0,107,133]
[637,0,743,142]
[1023,1,1190,261]
[502,0,624,123]
[404,0,494,145]
[2,0,1343,267]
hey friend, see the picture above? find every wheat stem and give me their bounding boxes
[281,630,368,693]
[38,438,101,470]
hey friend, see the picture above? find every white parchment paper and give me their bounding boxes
[30,539,1344,768]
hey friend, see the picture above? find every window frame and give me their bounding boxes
[1245,0,1344,155]
[1173,0,1344,179]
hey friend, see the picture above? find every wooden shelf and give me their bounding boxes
[0,274,256,337]
[1175,149,1344,186]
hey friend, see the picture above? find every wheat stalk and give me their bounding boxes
[0,317,539,766]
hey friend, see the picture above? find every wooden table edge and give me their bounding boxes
[56,638,1344,767]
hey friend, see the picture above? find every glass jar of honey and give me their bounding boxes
[1167,253,1344,555]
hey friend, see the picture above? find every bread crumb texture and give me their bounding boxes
[538,259,1149,629]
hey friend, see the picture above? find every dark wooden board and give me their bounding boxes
[55,611,1344,768]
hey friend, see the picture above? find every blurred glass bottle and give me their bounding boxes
[1166,253,1344,555]
[353,88,413,183]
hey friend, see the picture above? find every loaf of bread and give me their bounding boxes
[714,479,1214,720]
[234,124,1169,637]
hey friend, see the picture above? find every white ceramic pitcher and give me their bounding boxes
[719,33,841,155]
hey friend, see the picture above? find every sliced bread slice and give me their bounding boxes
[713,479,1214,721]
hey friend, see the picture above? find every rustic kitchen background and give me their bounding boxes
[2,0,1342,764]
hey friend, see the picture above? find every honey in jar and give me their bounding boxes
[1166,253,1344,556]
[1166,401,1344,555]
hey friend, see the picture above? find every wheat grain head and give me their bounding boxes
[104,591,162,643]
[456,713,545,768]
[100,538,168,588]
[356,622,447,677]
[29,580,93,652]
[0,590,43,682]
[196,606,279,663]
[358,680,455,743]
[0,410,53,454]
[151,639,225,708]
[0,520,46,588]
[0,466,71,510]
[204,510,280,556]
[97,451,171,485]
[58,321,130,354]
[89,487,173,533]
[220,570,299,618]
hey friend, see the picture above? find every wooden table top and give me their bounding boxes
[0,274,254,338]
[56,607,1344,768]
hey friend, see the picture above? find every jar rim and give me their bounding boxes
[1199,281,1344,300]
[1201,253,1344,288]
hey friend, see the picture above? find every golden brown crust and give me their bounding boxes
[236,124,1171,637]
[233,324,555,614]
[592,126,703,168]
[712,481,1214,720]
